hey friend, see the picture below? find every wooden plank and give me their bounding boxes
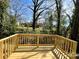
[15,46,54,52]
[8,51,56,59]
[17,44,53,46]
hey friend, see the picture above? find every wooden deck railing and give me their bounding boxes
[0,34,18,59]
[53,35,77,59]
[0,34,77,59]
[17,34,55,46]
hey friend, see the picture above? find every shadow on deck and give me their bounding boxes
[8,46,56,59]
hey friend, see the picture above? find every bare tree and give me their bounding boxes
[9,0,27,22]
[63,13,72,37]
[55,0,62,35]
[28,0,54,31]
[73,0,76,6]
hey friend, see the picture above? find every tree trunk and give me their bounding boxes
[57,18,60,35]
[32,19,36,31]
[55,0,62,35]
[70,0,79,53]
[56,8,61,35]
[32,10,36,31]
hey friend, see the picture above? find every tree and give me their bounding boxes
[0,0,8,38]
[6,0,27,34]
[70,0,79,53]
[55,0,62,35]
[60,15,67,36]
[29,0,54,31]
[42,13,53,34]
[9,0,27,22]
[9,15,17,34]
[48,15,54,34]
[63,13,72,37]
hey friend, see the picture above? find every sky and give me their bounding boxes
[9,0,74,23]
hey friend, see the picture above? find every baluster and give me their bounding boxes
[37,36,39,46]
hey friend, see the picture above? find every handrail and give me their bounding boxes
[0,34,18,59]
[54,35,77,59]
[0,34,77,59]
[17,34,55,46]
[0,34,18,41]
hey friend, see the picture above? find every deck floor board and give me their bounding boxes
[8,46,56,59]
[8,51,56,59]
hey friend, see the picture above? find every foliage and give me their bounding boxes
[42,15,54,34]
[0,0,9,38]
[0,0,18,38]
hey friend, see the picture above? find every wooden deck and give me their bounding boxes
[8,51,56,59]
[8,46,56,59]
[0,34,77,59]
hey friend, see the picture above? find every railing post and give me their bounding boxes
[69,42,77,59]
[37,36,39,47]
[54,35,57,47]
[15,34,18,50]
[0,41,3,59]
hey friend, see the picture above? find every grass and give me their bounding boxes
[16,27,43,34]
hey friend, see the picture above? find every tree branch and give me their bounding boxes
[73,0,76,6]
[66,13,72,27]
[27,6,34,11]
